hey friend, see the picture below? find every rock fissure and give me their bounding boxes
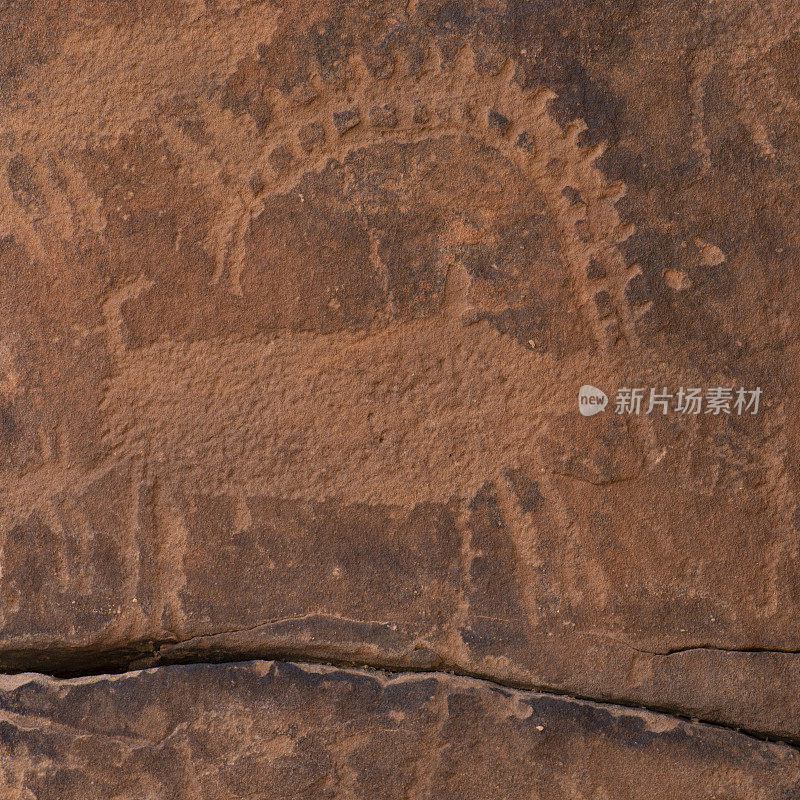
[2,641,800,750]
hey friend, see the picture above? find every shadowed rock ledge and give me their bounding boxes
[1,660,799,799]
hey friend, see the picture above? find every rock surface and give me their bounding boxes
[1,0,800,787]
[1,661,799,800]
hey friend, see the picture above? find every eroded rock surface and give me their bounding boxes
[1,661,799,800]
[1,0,799,782]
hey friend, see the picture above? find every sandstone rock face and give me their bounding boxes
[1,0,800,793]
[2,662,800,799]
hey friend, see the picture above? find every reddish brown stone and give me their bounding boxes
[1,0,799,781]
[1,662,799,800]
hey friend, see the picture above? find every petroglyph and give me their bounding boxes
[178,46,649,352]
[90,52,651,510]
[1,43,649,526]
[101,262,606,508]
[0,2,281,267]
[0,20,647,520]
